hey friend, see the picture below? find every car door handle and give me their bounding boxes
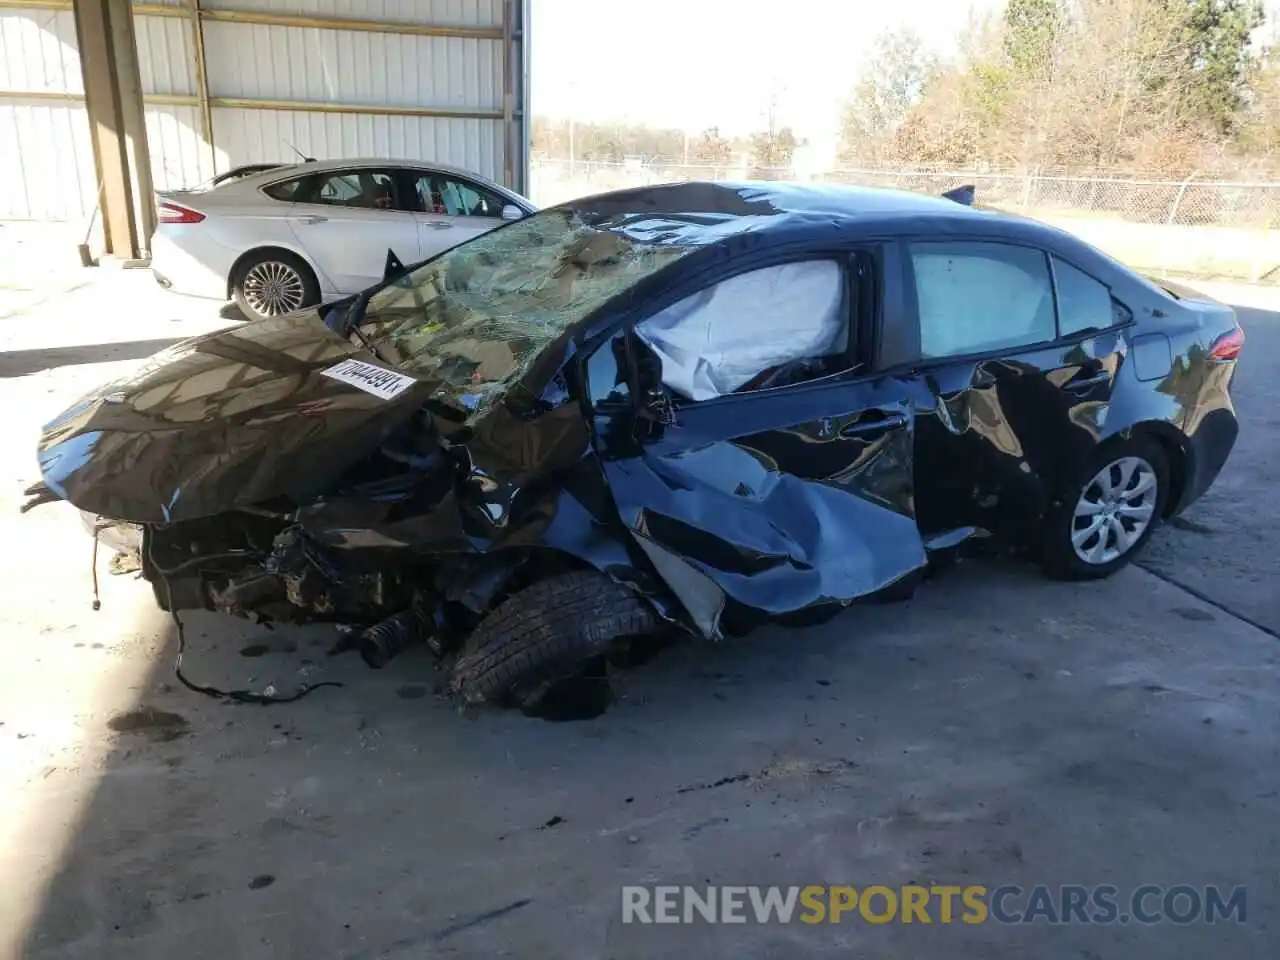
[297,215,328,225]
[1064,371,1112,393]
[840,412,908,438]
[424,220,453,230]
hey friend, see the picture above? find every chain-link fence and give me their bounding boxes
[531,159,1280,228]
[822,168,1280,229]
[530,159,1280,282]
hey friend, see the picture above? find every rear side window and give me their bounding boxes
[305,170,399,210]
[909,242,1055,359]
[1052,257,1132,333]
[262,178,304,202]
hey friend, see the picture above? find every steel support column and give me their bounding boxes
[186,0,215,176]
[73,0,153,258]
[502,0,530,196]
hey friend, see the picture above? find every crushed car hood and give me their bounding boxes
[34,309,446,522]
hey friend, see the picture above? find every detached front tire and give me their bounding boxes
[1041,436,1169,581]
[451,570,659,709]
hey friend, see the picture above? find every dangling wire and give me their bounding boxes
[148,536,342,706]
[90,523,102,612]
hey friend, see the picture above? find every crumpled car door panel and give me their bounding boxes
[912,333,1124,542]
[594,378,927,637]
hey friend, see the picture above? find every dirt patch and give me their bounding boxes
[755,757,858,784]
[106,707,189,742]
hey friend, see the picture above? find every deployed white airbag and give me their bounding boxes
[635,260,845,401]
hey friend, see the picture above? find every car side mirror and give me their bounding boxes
[501,204,525,221]
[383,248,406,281]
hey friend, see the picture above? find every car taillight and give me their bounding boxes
[1208,325,1245,362]
[157,201,205,224]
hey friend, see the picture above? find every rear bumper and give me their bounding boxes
[149,230,229,301]
[1171,356,1241,514]
[1174,407,1239,514]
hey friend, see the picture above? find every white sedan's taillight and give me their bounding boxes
[157,201,205,224]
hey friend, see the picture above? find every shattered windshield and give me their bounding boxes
[360,208,698,414]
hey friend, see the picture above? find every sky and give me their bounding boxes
[531,0,1008,144]
[530,0,1280,150]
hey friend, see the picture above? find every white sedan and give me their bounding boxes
[150,158,538,320]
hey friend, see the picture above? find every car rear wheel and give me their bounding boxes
[451,570,659,710]
[1041,437,1169,580]
[231,250,319,320]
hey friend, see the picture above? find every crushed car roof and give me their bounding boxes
[552,179,1075,252]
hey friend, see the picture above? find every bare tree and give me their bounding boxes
[749,83,800,173]
[838,27,938,165]
[690,127,733,166]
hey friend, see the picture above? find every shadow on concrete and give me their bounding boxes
[15,557,1280,958]
[0,338,188,378]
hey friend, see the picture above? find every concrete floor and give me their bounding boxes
[0,272,1277,959]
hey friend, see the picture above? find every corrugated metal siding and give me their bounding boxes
[133,12,208,192]
[207,0,502,28]
[0,9,94,219]
[0,10,82,94]
[213,107,503,177]
[1,0,523,222]
[199,8,506,182]
[134,14,196,97]
[146,104,214,189]
[0,98,96,219]
[202,24,500,111]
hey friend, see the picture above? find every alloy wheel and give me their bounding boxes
[242,260,305,316]
[1071,455,1159,565]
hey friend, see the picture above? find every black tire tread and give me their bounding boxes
[452,571,656,704]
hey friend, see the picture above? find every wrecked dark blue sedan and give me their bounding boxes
[24,181,1243,713]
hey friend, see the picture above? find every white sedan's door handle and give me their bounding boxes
[424,220,453,230]
[298,215,328,225]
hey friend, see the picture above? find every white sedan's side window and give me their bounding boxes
[262,178,305,202]
[635,260,846,402]
[312,170,398,210]
[414,174,507,217]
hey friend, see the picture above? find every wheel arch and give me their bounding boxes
[1112,420,1194,518]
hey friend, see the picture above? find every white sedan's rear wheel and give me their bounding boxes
[231,250,319,320]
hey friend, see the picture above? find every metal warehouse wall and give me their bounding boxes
[0,7,97,219]
[0,0,530,223]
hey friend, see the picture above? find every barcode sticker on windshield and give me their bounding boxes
[319,359,417,400]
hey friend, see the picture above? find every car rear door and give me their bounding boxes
[581,251,928,637]
[285,167,421,293]
[879,239,1128,545]
[403,170,511,259]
